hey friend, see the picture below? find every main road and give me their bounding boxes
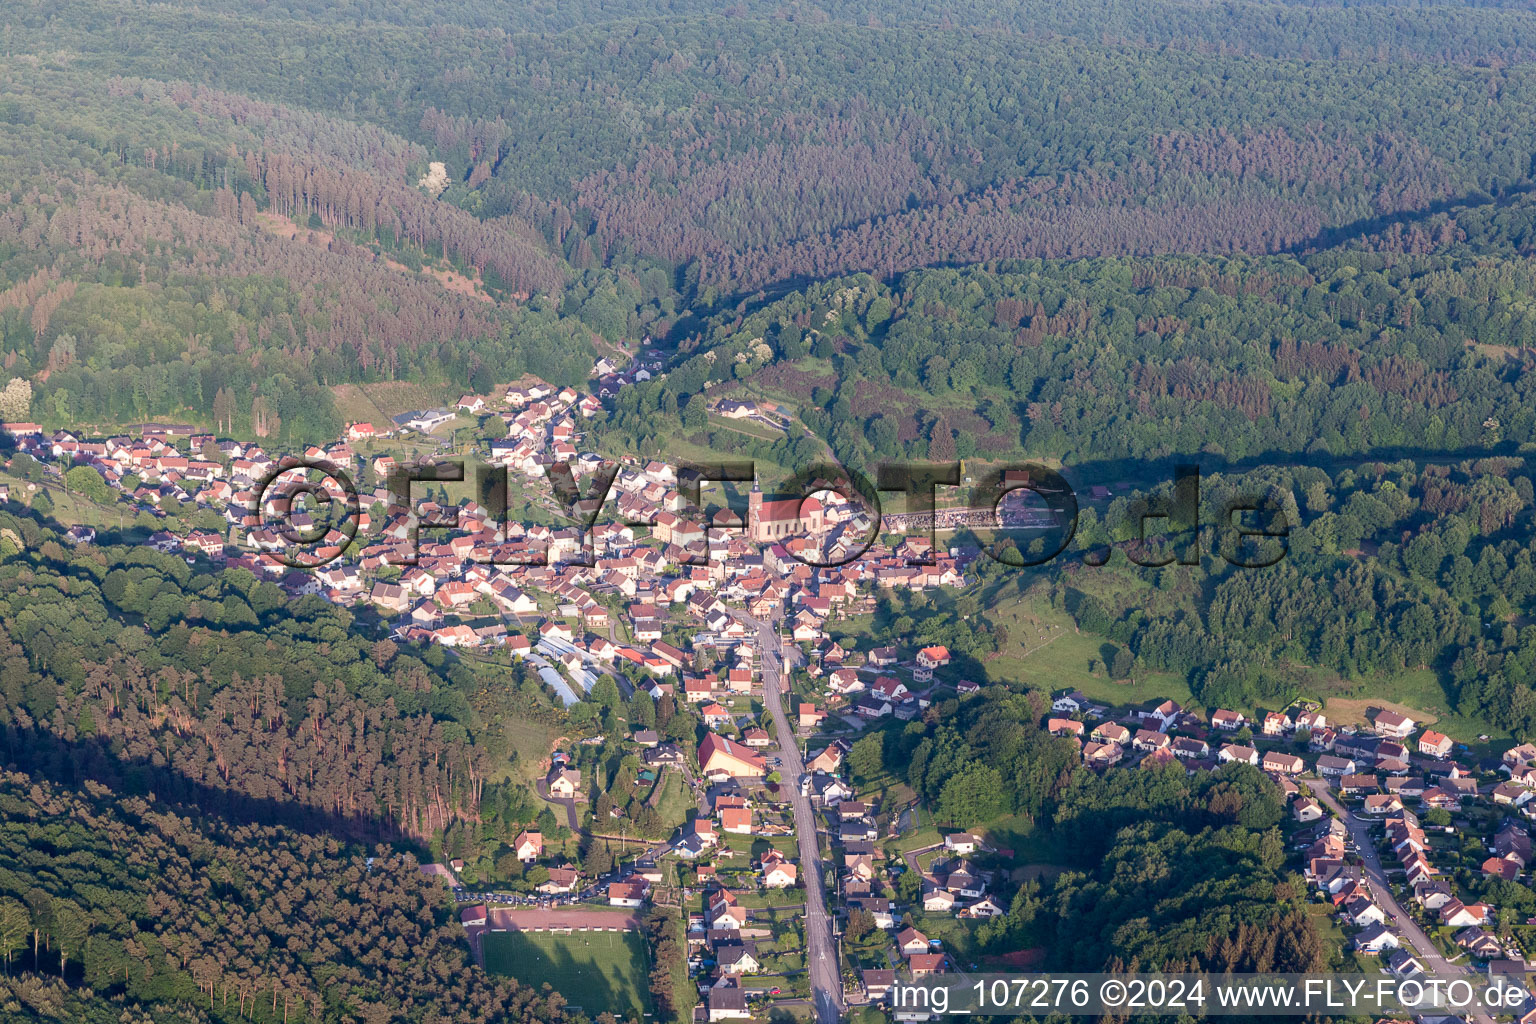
[745,609,844,1024]
[1305,780,1494,1024]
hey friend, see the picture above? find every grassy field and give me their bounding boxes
[1304,901,1366,971]
[650,770,694,831]
[502,715,559,784]
[329,383,392,428]
[331,380,448,420]
[708,413,787,442]
[979,581,1507,745]
[0,472,148,536]
[981,588,1194,707]
[1317,668,1507,747]
[482,929,651,1017]
[982,814,1068,864]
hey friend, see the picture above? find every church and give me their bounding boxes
[748,476,824,543]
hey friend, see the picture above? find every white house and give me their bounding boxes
[943,832,983,856]
[1217,744,1260,765]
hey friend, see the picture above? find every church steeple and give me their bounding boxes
[748,469,763,539]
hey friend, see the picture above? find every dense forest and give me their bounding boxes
[608,243,1536,472]
[0,767,594,1024]
[17,0,1536,302]
[0,505,568,843]
[4,0,1536,439]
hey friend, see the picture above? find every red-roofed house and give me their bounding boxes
[608,881,649,907]
[699,734,767,778]
[1418,730,1453,757]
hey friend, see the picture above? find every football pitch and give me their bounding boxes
[482,929,652,1016]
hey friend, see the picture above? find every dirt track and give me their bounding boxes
[485,907,640,931]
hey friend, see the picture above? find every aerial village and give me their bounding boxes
[14,359,1536,1021]
[0,356,990,1018]
[1051,690,1536,997]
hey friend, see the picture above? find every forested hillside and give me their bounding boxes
[0,505,575,842]
[845,688,1322,972]
[0,66,603,440]
[5,0,1536,439]
[602,242,1536,469]
[0,768,578,1024]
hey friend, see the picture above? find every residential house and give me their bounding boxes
[1172,737,1209,759]
[1372,710,1416,739]
[1440,900,1489,928]
[1082,741,1124,767]
[944,832,983,856]
[1482,857,1520,882]
[716,944,761,976]
[1339,773,1379,796]
[1316,754,1357,777]
[1293,798,1323,823]
[1147,699,1182,731]
[699,735,767,778]
[863,970,895,1002]
[1091,722,1131,745]
[909,953,948,977]
[547,767,581,798]
[897,927,930,957]
[1217,744,1259,765]
[1354,923,1400,955]
[708,986,750,1021]
[1455,927,1502,959]
[513,830,543,862]
[923,888,957,912]
[608,881,648,907]
[1262,751,1305,775]
[1345,894,1385,927]
[1494,781,1533,808]
[761,858,797,889]
[1363,794,1404,816]
[1418,730,1454,758]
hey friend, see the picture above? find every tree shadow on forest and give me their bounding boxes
[0,723,431,859]
[1284,180,1536,254]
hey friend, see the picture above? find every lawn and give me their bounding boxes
[708,413,787,442]
[980,580,1507,743]
[1304,901,1367,971]
[336,379,449,419]
[723,832,799,858]
[981,814,1070,866]
[910,914,986,965]
[892,826,943,855]
[482,929,651,1017]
